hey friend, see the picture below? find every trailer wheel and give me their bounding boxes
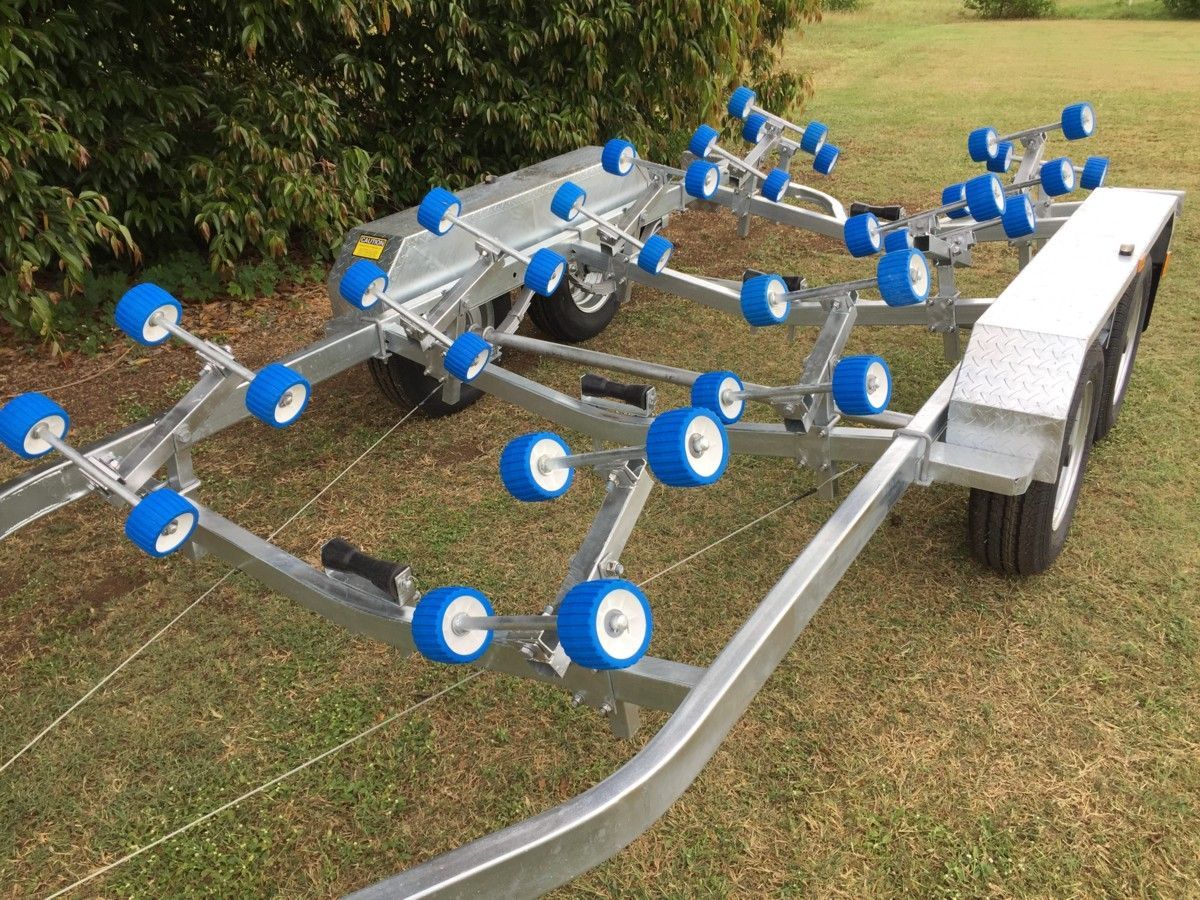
[527,259,619,344]
[1093,272,1148,441]
[967,343,1104,576]
[368,293,512,417]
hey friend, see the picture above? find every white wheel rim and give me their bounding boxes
[594,588,647,660]
[442,594,490,657]
[23,414,66,455]
[618,146,634,174]
[865,361,890,409]
[908,254,929,297]
[156,511,194,554]
[273,383,307,424]
[766,279,788,319]
[529,438,570,493]
[684,415,723,478]
[567,264,609,313]
[703,167,718,196]
[144,303,180,342]
[1113,291,1144,411]
[1052,378,1096,531]
[717,376,744,420]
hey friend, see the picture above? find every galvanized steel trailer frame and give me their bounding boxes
[0,122,1182,896]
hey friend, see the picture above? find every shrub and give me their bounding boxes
[963,0,1055,17]
[1,0,821,347]
[1162,0,1200,16]
[823,0,862,10]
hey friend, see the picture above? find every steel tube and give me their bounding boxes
[161,320,256,382]
[375,293,453,347]
[445,213,531,264]
[999,121,1060,143]
[457,615,556,634]
[484,330,701,387]
[785,279,874,302]
[545,446,640,472]
[41,432,140,506]
[574,204,644,249]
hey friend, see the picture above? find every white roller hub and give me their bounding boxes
[273,383,308,425]
[442,593,492,657]
[1059,159,1076,191]
[716,376,745,421]
[990,177,1005,212]
[547,261,565,292]
[1079,106,1095,135]
[157,511,196,554]
[23,414,67,456]
[684,414,724,478]
[908,253,929,297]
[866,216,881,247]
[702,166,719,195]
[437,200,461,235]
[593,586,649,661]
[865,361,890,409]
[616,145,635,175]
[466,350,489,380]
[651,246,672,274]
[144,303,182,343]
[529,437,571,492]
[765,277,789,319]
[360,275,385,309]
[986,130,999,157]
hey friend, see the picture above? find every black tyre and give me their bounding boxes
[527,259,618,344]
[368,293,511,418]
[1093,271,1148,441]
[967,342,1105,576]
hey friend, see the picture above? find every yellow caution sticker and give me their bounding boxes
[352,234,388,260]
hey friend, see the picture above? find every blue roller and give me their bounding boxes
[1001,195,1037,239]
[800,121,828,155]
[876,249,930,307]
[115,283,183,346]
[245,363,311,427]
[338,259,388,310]
[550,181,587,221]
[987,141,1015,174]
[690,371,745,425]
[524,248,567,297]
[813,143,839,176]
[728,86,757,119]
[1061,102,1095,140]
[832,355,892,416]
[645,407,729,488]
[689,124,720,159]
[742,112,768,144]
[964,173,1006,221]
[636,235,673,275]
[761,168,790,203]
[684,160,721,199]
[883,229,914,253]
[124,488,200,558]
[1081,156,1109,190]
[0,392,69,460]
[843,213,881,257]
[443,332,492,383]
[943,183,970,220]
[499,432,574,502]
[557,579,653,671]
[411,587,494,665]
[739,274,789,326]
[1040,157,1075,197]
[601,138,637,176]
[417,187,461,235]
[968,126,999,162]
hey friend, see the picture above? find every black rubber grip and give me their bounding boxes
[849,202,906,221]
[581,373,653,409]
[321,538,408,600]
[742,269,804,292]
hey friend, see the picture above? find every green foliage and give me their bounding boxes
[823,0,862,10]
[964,0,1055,16]
[1,0,820,347]
[1162,0,1200,16]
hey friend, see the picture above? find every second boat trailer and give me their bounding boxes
[0,88,1183,895]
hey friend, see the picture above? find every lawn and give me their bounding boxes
[1,0,1198,896]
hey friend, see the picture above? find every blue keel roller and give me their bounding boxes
[689,124,720,159]
[1081,156,1109,190]
[499,432,574,502]
[1002,195,1037,239]
[645,407,729,488]
[1040,157,1075,196]
[883,229,914,254]
[601,139,637,176]
[525,248,567,296]
[115,283,183,346]
[685,160,721,199]
[557,579,653,671]
[740,274,789,326]
[943,183,970,220]
[968,126,999,162]
[417,187,461,235]
[832,355,892,416]
[742,113,769,144]
[813,143,839,176]
[987,141,1015,174]
[443,332,492,383]
[551,181,587,221]
[690,371,745,424]
[800,121,828,155]
[843,213,882,257]
[636,235,673,275]
[246,363,311,427]
[728,86,757,119]
[0,392,69,460]
[1061,102,1096,141]
[338,260,387,310]
[876,249,930,307]
[964,173,1006,221]
[761,168,790,202]
[411,587,495,664]
[124,488,200,558]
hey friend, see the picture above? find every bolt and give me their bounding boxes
[571,692,584,707]
[278,390,294,408]
[599,702,613,716]
[520,645,535,659]
[604,610,629,637]
[162,520,179,537]
[688,433,710,456]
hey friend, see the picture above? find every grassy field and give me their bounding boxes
[2,0,1198,895]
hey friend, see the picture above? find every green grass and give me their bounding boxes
[2,0,1199,895]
